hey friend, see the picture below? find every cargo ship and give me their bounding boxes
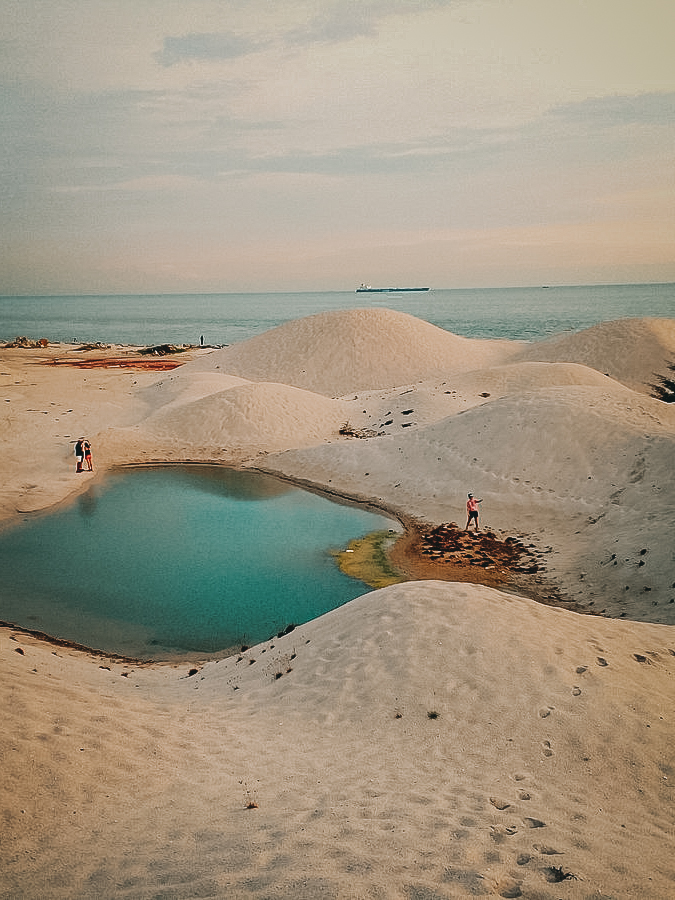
[355,284,430,293]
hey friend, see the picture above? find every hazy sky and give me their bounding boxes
[2,0,674,294]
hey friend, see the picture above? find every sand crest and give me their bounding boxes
[513,316,675,394]
[1,310,674,898]
[182,307,523,396]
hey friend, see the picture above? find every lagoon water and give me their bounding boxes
[0,467,395,659]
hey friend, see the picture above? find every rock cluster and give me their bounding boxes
[419,523,539,574]
[4,336,49,348]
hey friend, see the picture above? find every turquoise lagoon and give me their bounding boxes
[0,467,397,659]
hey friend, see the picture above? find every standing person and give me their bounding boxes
[83,438,93,471]
[465,492,482,531]
[75,438,84,473]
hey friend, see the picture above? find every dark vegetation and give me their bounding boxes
[650,360,675,402]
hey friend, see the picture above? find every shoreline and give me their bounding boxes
[0,458,598,665]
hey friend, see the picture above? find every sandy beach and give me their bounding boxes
[1,310,675,899]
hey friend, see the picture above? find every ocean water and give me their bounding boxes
[1,283,673,347]
[0,467,396,659]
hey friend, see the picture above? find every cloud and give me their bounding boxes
[285,0,456,46]
[286,5,379,45]
[154,32,261,67]
[222,91,675,178]
[153,3,416,58]
[548,91,675,127]
[7,79,672,201]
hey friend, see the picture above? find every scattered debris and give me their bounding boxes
[339,422,378,438]
[4,336,49,348]
[138,344,189,356]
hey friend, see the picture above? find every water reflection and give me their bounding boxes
[77,489,99,518]
[164,465,294,501]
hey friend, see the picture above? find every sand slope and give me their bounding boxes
[2,582,674,899]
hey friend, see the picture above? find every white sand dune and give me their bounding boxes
[513,316,675,394]
[138,369,250,409]
[344,361,621,435]
[1,310,674,898]
[183,307,522,396]
[142,380,352,453]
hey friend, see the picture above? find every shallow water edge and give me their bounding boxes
[0,462,405,664]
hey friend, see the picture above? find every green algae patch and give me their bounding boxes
[333,530,407,589]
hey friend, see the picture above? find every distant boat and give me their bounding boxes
[355,284,430,293]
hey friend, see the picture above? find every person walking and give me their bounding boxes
[465,492,482,531]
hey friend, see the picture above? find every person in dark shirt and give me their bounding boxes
[75,438,84,473]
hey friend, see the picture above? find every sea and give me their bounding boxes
[1,283,673,347]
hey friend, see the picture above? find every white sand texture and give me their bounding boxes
[1,309,675,899]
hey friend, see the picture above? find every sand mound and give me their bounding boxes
[349,361,618,434]
[3,581,674,899]
[446,359,614,396]
[271,377,674,519]
[181,307,522,396]
[137,370,250,410]
[269,380,675,621]
[514,316,675,394]
[142,380,351,453]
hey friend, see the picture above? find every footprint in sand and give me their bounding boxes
[517,790,531,801]
[572,686,582,696]
[542,741,554,757]
[538,706,553,718]
[596,657,609,667]
[533,843,563,855]
[489,797,511,810]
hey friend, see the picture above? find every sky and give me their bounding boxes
[1,0,674,294]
